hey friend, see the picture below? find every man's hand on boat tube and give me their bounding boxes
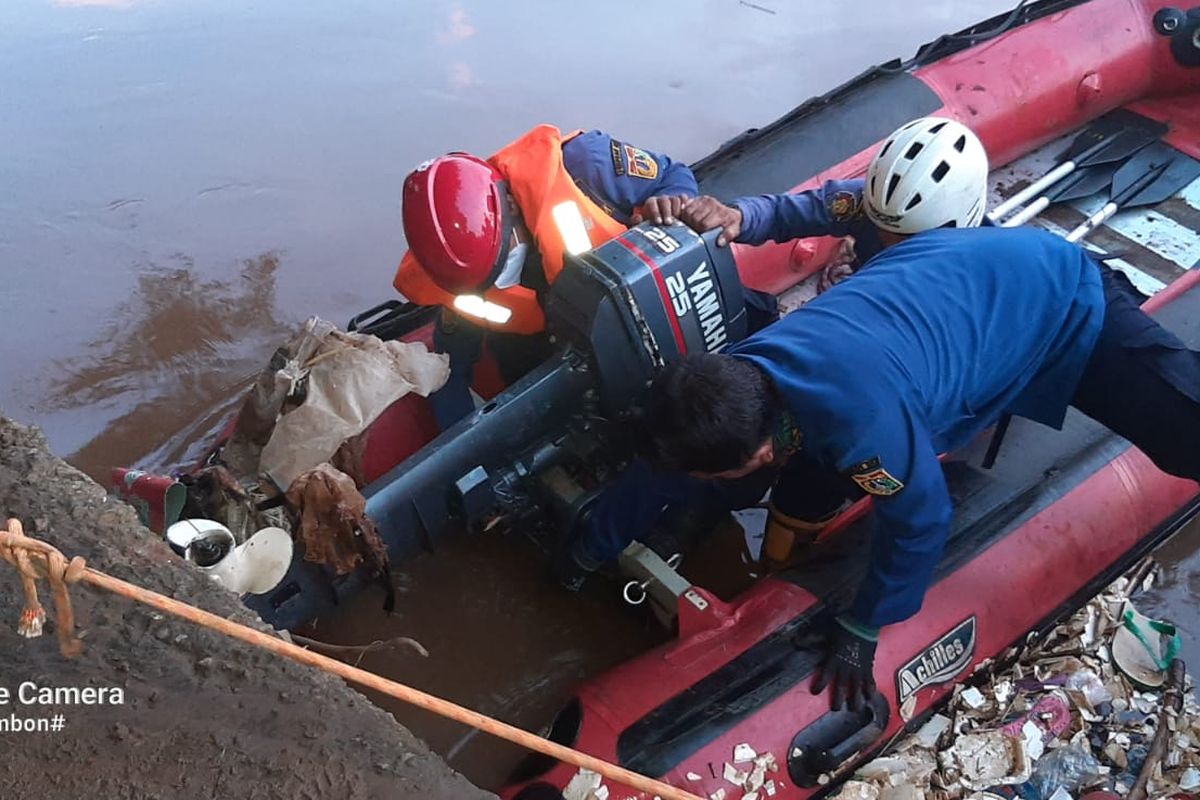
[632,194,691,226]
[811,615,879,711]
[678,195,743,246]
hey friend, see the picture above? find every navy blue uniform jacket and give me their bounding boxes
[730,226,1106,627]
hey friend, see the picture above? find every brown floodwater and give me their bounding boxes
[7,0,1199,790]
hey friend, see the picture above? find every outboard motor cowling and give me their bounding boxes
[546,223,748,417]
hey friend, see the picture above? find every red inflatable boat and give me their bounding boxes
[152,0,1200,797]
[492,0,1200,797]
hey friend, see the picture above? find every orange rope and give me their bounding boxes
[0,519,701,800]
[0,519,86,657]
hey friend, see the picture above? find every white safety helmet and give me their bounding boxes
[864,116,989,235]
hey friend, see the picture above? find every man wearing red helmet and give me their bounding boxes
[396,125,700,427]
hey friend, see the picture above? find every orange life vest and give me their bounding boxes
[393,125,628,335]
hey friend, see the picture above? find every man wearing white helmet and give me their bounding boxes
[637,115,1200,711]
[683,115,991,258]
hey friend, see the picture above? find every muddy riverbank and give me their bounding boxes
[0,415,491,800]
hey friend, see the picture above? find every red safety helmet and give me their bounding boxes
[401,153,515,294]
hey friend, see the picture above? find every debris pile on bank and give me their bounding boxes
[834,562,1198,800]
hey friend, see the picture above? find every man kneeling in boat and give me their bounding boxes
[636,118,1200,711]
[395,126,776,430]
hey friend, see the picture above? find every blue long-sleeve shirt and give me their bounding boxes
[734,179,884,262]
[730,226,1105,627]
[580,182,883,564]
[561,130,698,223]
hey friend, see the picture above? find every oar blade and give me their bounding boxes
[1073,125,1163,168]
[1045,163,1119,203]
[1058,110,1165,166]
[1123,153,1200,209]
[1111,142,1200,208]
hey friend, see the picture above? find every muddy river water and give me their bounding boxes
[4,0,1198,789]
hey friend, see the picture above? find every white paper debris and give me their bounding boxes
[961,687,986,709]
[733,743,758,763]
[562,767,604,800]
[746,763,767,792]
[900,694,917,722]
[743,793,759,800]
[764,779,777,797]
[1020,719,1045,761]
[722,762,747,787]
[685,772,702,782]
[708,790,726,800]
[753,752,779,773]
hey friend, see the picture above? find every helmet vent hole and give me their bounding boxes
[930,121,947,133]
[954,135,967,152]
[932,161,950,183]
[904,193,923,212]
[905,142,924,160]
[879,139,894,158]
[886,174,902,203]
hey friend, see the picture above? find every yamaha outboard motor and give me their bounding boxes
[245,224,747,629]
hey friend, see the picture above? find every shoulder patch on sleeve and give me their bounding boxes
[610,138,625,176]
[847,456,905,496]
[828,189,863,222]
[622,143,660,180]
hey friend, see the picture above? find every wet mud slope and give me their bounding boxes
[0,416,493,800]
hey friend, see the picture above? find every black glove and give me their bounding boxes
[811,616,879,711]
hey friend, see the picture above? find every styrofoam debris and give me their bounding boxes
[915,714,951,749]
[1046,787,1073,800]
[733,743,757,763]
[944,731,1029,790]
[961,687,987,709]
[857,751,937,787]
[708,790,726,800]
[722,762,747,787]
[685,772,702,782]
[743,793,758,800]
